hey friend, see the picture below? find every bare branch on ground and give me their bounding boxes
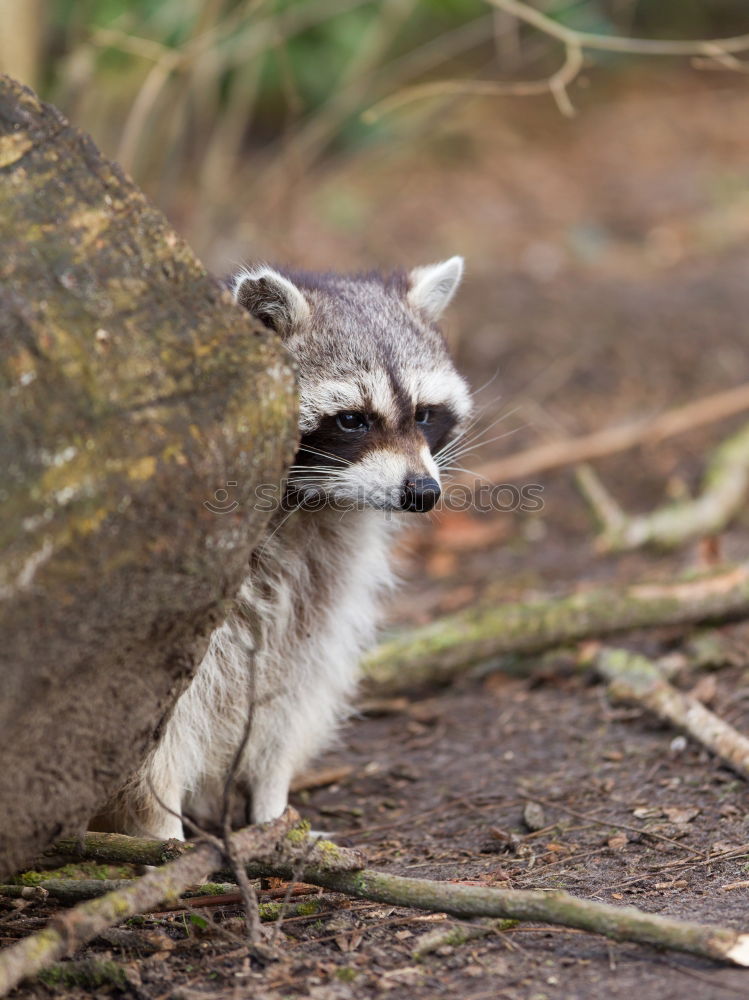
[597,647,749,780]
[0,880,234,907]
[363,564,749,694]
[4,828,749,979]
[576,422,749,552]
[0,812,309,996]
[0,879,330,921]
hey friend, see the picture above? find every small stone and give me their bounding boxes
[523,801,546,831]
[669,735,688,754]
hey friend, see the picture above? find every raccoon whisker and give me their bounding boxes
[288,459,343,467]
[287,466,343,477]
[437,414,525,460]
[451,390,510,434]
[287,479,343,488]
[287,477,339,484]
[289,473,342,486]
[462,401,521,436]
[254,504,302,560]
[434,409,486,453]
[288,482,336,492]
[288,478,342,492]
[439,465,499,489]
[288,468,345,480]
[434,409,519,465]
[297,444,353,467]
[469,366,502,398]
[438,425,526,466]
[435,405,523,463]
[298,444,352,464]
[450,392,501,439]
[288,463,343,471]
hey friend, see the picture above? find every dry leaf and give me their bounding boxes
[607,833,628,850]
[688,674,718,705]
[633,806,663,820]
[663,806,700,825]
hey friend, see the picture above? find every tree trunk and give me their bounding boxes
[0,76,297,878]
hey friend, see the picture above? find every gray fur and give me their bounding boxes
[106,259,471,837]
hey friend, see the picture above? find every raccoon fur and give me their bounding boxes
[102,257,472,838]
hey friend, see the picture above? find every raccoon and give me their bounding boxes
[107,257,472,838]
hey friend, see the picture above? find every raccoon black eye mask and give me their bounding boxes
[99,258,470,838]
[296,402,458,479]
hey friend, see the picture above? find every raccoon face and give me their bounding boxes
[233,258,472,513]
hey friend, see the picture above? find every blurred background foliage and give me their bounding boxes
[3,0,749,268]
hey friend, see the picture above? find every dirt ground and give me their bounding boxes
[6,69,749,999]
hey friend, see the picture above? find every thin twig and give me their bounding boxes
[270,838,320,947]
[486,0,749,57]
[221,651,263,947]
[364,39,583,121]
[0,880,237,907]
[367,0,749,120]
[573,463,627,537]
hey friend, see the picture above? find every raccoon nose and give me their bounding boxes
[401,476,441,513]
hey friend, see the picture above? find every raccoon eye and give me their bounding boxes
[336,411,368,432]
[415,407,432,425]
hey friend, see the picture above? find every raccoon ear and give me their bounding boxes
[407,256,464,322]
[233,267,310,337]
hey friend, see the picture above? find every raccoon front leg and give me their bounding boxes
[137,784,185,841]
[92,770,184,841]
[249,758,294,823]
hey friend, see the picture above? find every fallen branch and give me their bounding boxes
[245,868,749,966]
[597,647,749,780]
[364,564,749,694]
[0,885,48,903]
[44,832,187,867]
[0,811,349,995]
[468,382,749,486]
[1,880,234,907]
[0,878,327,922]
[577,422,749,552]
[10,830,749,969]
